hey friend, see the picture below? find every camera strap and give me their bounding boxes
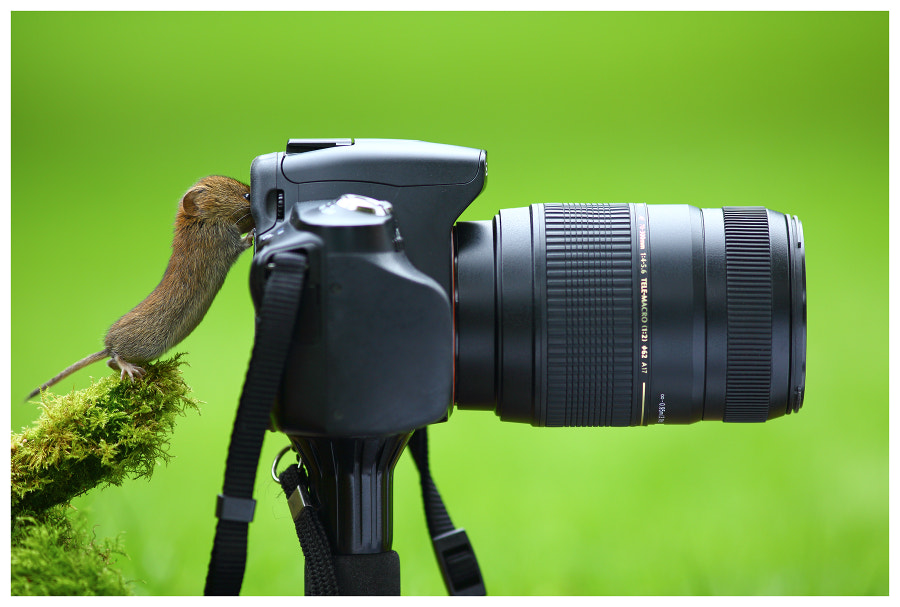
[277,462,339,595]
[204,251,309,596]
[408,428,486,595]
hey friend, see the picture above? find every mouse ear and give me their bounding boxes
[181,187,205,216]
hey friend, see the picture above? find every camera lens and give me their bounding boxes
[453,203,806,426]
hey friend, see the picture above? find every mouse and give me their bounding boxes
[27,175,255,400]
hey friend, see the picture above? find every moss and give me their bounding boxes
[11,505,132,595]
[10,354,200,595]
[12,354,200,516]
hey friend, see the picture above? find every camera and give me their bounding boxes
[249,138,806,434]
[209,138,806,595]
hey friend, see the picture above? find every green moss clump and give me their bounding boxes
[11,505,132,596]
[12,354,200,516]
[11,354,200,595]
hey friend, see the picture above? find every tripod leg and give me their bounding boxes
[290,433,410,595]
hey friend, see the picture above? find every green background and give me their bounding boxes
[10,12,887,595]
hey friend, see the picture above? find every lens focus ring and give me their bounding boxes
[722,207,773,422]
[542,203,634,426]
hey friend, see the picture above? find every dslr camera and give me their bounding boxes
[250,138,805,431]
[210,138,807,595]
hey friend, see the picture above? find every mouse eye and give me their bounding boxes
[243,193,250,200]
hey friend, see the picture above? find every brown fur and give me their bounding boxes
[27,176,253,399]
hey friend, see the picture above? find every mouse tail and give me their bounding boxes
[26,349,109,400]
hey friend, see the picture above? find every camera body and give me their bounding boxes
[250,139,487,437]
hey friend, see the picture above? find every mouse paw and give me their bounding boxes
[242,228,255,249]
[119,361,146,382]
[108,357,146,382]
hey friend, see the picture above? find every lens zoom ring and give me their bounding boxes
[543,204,633,426]
[723,207,773,422]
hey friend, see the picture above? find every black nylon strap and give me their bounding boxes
[408,429,454,537]
[205,252,308,596]
[408,428,486,596]
[278,464,339,596]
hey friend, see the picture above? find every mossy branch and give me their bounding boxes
[11,354,201,595]
[12,354,200,516]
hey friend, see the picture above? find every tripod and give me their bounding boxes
[284,434,406,595]
[277,432,484,596]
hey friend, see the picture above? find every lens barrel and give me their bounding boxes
[453,203,806,426]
